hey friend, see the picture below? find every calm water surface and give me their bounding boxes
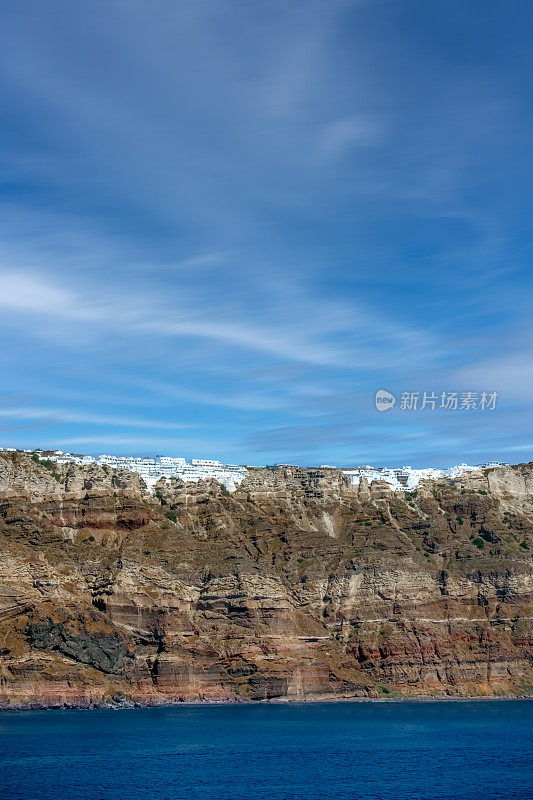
[0,700,531,800]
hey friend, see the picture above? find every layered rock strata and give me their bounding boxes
[0,454,531,707]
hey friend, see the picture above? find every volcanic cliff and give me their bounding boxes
[0,453,531,707]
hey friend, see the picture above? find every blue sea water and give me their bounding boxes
[0,701,531,800]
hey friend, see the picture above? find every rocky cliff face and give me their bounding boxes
[0,454,531,707]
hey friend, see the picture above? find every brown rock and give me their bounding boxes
[0,452,531,707]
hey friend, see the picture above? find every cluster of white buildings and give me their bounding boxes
[342,461,508,492]
[0,446,510,493]
[15,449,246,490]
[95,455,246,489]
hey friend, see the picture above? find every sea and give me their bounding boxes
[0,700,531,800]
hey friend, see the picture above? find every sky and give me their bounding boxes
[0,0,531,467]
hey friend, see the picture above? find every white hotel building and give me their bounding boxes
[93,454,246,489]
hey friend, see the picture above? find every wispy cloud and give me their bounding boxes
[0,272,76,315]
[319,115,383,158]
[0,266,435,370]
[0,406,192,430]
[455,350,533,402]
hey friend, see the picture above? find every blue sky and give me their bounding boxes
[0,0,531,467]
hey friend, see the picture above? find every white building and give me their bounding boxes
[98,455,158,480]
[343,462,487,491]
[158,456,187,468]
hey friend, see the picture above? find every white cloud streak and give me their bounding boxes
[0,407,192,430]
[0,267,435,370]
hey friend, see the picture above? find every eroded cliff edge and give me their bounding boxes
[0,453,531,707]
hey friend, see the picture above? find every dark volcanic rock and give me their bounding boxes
[28,615,128,675]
